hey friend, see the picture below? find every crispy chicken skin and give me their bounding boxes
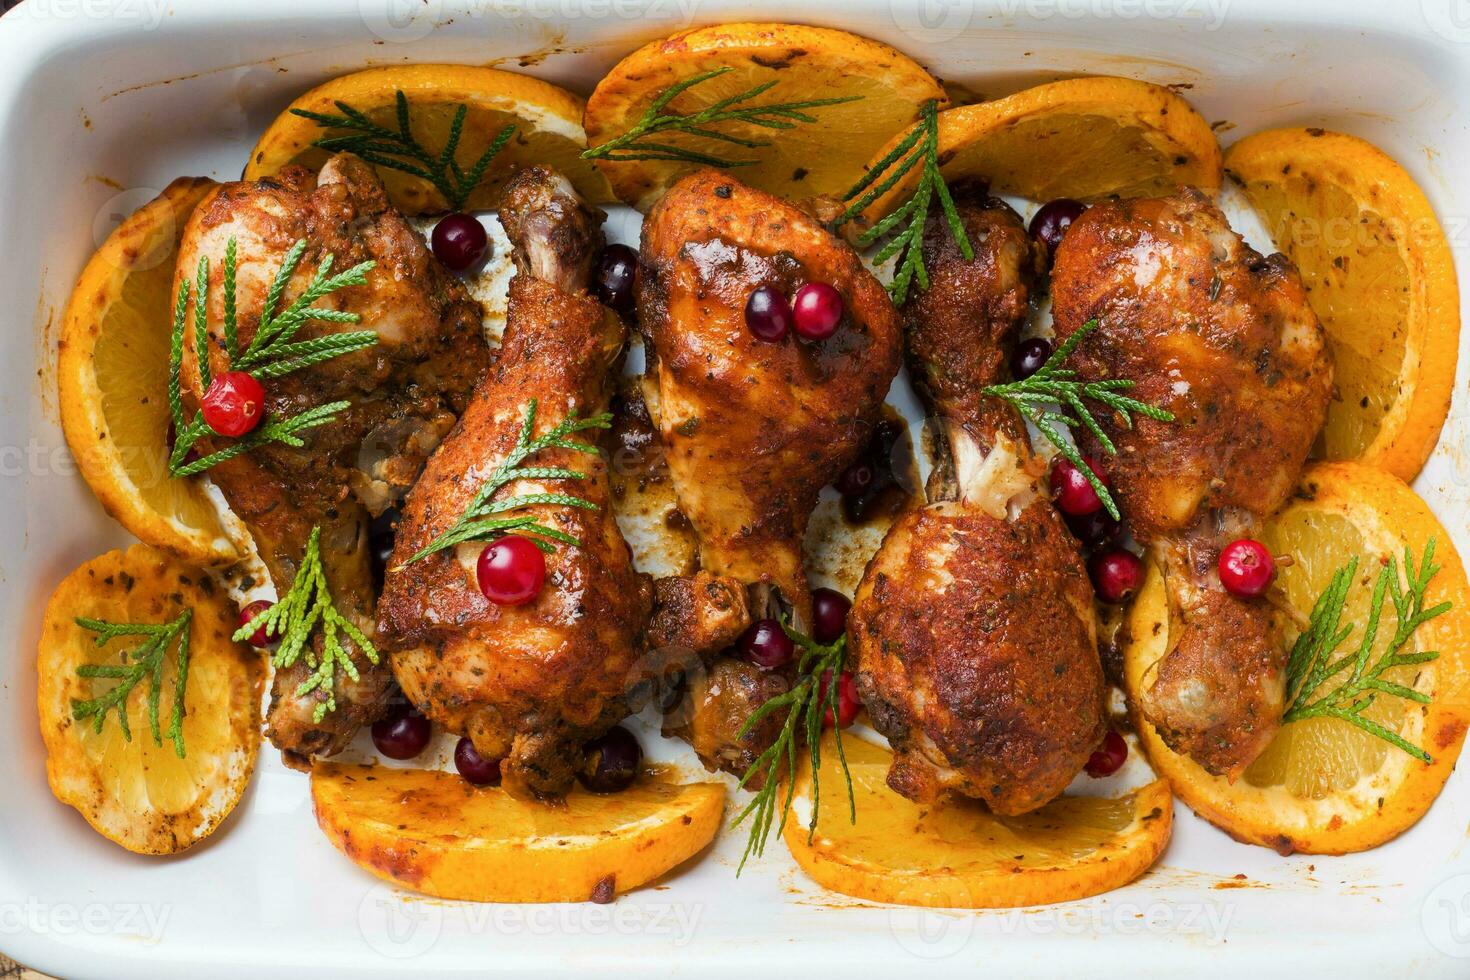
[378,168,649,799]
[637,169,903,625]
[176,154,487,765]
[850,192,1106,813]
[638,170,902,780]
[1051,188,1333,777]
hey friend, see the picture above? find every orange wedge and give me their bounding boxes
[59,177,241,565]
[783,734,1172,908]
[859,75,1221,220]
[583,23,944,210]
[1225,128,1459,480]
[312,763,724,902]
[38,544,264,854]
[1124,462,1470,854]
[246,64,611,213]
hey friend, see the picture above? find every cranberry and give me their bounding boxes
[1049,455,1109,516]
[367,505,401,591]
[431,212,488,272]
[1011,337,1053,380]
[1029,198,1087,258]
[454,737,502,786]
[811,588,852,645]
[476,535,545,606]
[738,618,795,670]
[820,670,861,729]
[237,599,274,647]
[1218,539,1275,598]
[372,711,432,760]
[595,243,638,313]
[201,371,265,438]
[1065,509,1121,550]
[791,282,843,341]
[835,459,875,496]
[745,285,792,342]
[1084,730,1128,777]
[578,726,642,793]
[1089,549,1143,604]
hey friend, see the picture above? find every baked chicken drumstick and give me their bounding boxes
[849,188,1107,813]
[1051,188,1332,778]
[378,167,749,799]
[177,154,488,766]
[637,170,902,779]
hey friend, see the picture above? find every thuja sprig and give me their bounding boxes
[71,610,193,759]
[982,319,1174,520]
[733,623,855,874]
[292,91,515,211]
[833,99,970,305]
[1282,539,1449,762]
[234,526,378,724]
[581,67,861,168]
[403,398,612,565]
[167,236,377,478]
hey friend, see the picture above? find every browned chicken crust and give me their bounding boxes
[378,168,650,799]
[176,155,488,765]
[637,170,902,780]
[851,191,1105,813]
[1051,188,1332,778]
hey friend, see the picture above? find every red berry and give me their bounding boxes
[1084,730,1128,777]
[738,618,795,670]
[1089,549,1143,604]
[578,726,642,793]
[811,588,852,645]
[791,282,843,341]
[201,371,265,437]
[835,460,875,496]
[594,243,638,313]
[476,535,545,606]
[454,737,502,786]
[820,670,861,729]
[1065,508,1122,550]
[745,285,792,342]
[431,212,489,272]
[1049,455,1109,516]
[1218,538,1276,598]
[1011,337,1053,380]
[237,599,274,647]
[372,711,432,760]
[1029,198,1087,258]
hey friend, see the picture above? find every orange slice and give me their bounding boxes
[245,64,611,213]
[37,544,264,854]
[312,763,724,902]
[59,177,240,565]
[1225,128,1459,480]
[583,22,945,210]
[1124,461,1470,853]
[783,734,1172,908]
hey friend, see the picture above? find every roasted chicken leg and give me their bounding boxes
[638,170,902,778]
[177,154,488,765]
[850,189,1107,813]
[1051,188,1332,778]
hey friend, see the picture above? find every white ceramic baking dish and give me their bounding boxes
[3,0,1470,976]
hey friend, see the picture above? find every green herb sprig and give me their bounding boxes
[581,67,861,168]
[292,91,515,211]
[403,398,611,565]
[168,237,377,478]
[981,319,1174,520]
[71,610,193,758]
[833,99,970,305]
[1282,538,1449,762]
[234,526,378,724]
[732,623,855,874]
